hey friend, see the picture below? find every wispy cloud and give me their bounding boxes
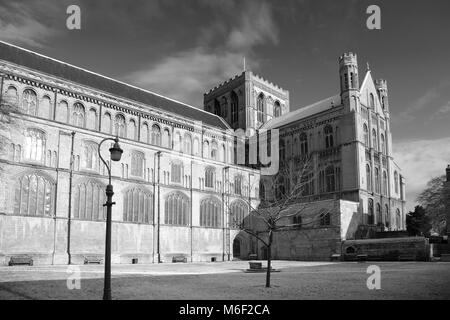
[0,1,62,48]
[124,0,279,107]
[394,136,450,211]
[393,81,450,125]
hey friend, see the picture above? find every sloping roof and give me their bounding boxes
[0,41,229,130]
[262,94,341,129]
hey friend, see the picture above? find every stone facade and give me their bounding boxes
[0,41,407,265]
[205,53,406,230]
[0,41,260,265]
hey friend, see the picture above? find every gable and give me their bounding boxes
[359,71,384,115]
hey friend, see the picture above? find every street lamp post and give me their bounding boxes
[98,136,123,300]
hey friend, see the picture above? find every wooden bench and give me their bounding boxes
[248,254,258,260]
[9,256,33,266]
[84,256,103,264]
[249,262,262,270]
[172,255,187,263]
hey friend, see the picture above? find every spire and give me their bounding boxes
[243,56,246,72]
[366,62,371,72]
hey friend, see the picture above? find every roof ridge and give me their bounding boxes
[0,40,228,127]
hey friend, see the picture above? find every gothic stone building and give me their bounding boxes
[0,40,406,264]
[204,53,406,260]
[0,41,260,265]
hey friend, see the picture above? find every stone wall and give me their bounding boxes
[342,237,429,261]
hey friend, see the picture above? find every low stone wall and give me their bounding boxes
[342,237,429,261]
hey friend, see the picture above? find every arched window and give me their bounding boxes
[234,174,242,195]
[300,132,308,155]
[214,99,221,116]
[171,162,182,183]
[375,167,380,193]
[363,123,369,147]
[183,133,192,155]
[320,211,331,226]
[123,187,154,224]
[257,93,265,123]
[324,125,334,149]
[372,129,378,151]
[368,199,374,224]
[211,140,218,160]
[203,140,210,158]
[82,141,98,171]
[382,171,388,195]
[325,166,335,192]
[366,164,372,192]
[376,203,382,225]
[131,151,145,178]
[394,171,399,194]
[5,86,18,105]
[380,134,386,154]
[396,209,401,230]
[13,172,55,217]
[231,91,238,124]
[141,122,149,143]
[57,101,69,123]
[205,166,215,188]
[72,103,85,128]
[220,97,228,118]
[24,128,46,163]
[39,96,51,119]
[274,101,281,117]
[164,192,190,226]
[384,204,390,228]
[114,114,126,138]
[229,200,248,229]
[73,179,106,221]
[162,128,170,148]
[221,144,226,162]
[21,89,37,115]
[200,197,222,228]
[193,138,200,156]
[87,108,97,130]
[173,132,182,151]
[151,124,161,146]
[102,112,112,134]
[259,181,266,200]
[128,119,137,140]
[370,93,375,108]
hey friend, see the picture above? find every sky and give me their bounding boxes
[1,0,450,210]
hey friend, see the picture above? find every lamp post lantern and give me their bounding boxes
[98,136,123,300]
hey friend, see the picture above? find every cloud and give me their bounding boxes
[123,0,279,107]
[0,1,62,48]
[393,136,450,211]
[393,81,450,125]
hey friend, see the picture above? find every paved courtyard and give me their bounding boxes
[0,260,449,300]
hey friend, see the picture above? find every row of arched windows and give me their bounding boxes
[363,123,386,153]
[5,85,232,162]
[257,93,282,123]
[11,172,249,227]
[367,199,401,229]
[366,164,389,195]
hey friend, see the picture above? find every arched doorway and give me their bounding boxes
[233,238,241,258]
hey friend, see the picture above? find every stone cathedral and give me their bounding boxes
[0,41,405,264]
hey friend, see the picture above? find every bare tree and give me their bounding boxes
[228,156,334,287]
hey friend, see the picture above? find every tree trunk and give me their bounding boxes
[265,230,273,288]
